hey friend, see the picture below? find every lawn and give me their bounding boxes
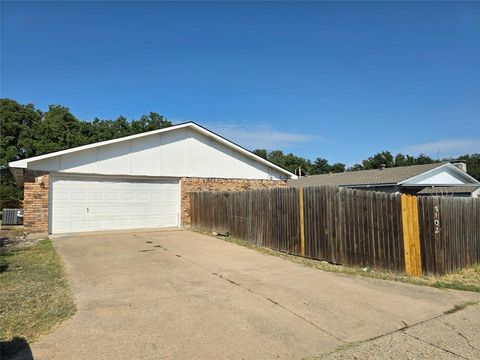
[203,232,480,293]
[0,238,76,358]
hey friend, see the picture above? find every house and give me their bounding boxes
[288,162,480,197]
[9,122,295,234]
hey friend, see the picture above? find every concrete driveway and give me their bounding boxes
[30,229,479,360]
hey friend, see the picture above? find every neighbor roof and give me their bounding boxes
[417,185,480,195]
[9,122,295,178]
[289,163,448,187]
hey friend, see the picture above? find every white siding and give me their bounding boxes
[416,171,464,185]
[404,167,467,185]
[30,128,286,180]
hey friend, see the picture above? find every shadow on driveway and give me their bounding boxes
[1,337,34,360]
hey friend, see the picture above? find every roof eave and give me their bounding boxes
[339,183,398,188]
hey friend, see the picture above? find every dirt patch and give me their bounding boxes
[0,228,42,250]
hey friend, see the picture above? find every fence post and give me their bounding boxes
[401,194,422,276]
[299,187,305,257]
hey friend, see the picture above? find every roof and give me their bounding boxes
[289,163,445,187]
[9,121,296,178]
[417,185,480,195]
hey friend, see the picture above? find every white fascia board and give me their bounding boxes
[8,121,296,178]
[398,163,480,185]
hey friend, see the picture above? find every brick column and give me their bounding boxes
[23,171,50,233]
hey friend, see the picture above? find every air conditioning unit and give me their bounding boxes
[2,209,24,225]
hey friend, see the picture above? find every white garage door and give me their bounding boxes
[50,175,180,234]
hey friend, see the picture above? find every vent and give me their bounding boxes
[2,209,24,225]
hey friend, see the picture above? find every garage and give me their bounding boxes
[50,175,180,233]
[9,122,293,234]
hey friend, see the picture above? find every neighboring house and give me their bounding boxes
[9,122,295,234]
[288,162,480,197]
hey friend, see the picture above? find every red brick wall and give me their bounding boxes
[180,177,287,226]
[23,171,49,233]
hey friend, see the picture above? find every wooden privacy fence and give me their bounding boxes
[190,186,480,276]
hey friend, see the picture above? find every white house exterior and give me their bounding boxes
[9,122,295,234]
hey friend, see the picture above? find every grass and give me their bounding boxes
[0,238,76,357]
[197,231,480,293]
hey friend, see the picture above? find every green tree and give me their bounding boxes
[131,112,171,133]
[415,153,436,165]
[312,158,330,174]
[361,151,395,169]
[253,149,267,159]
[252,151,345,175]
[456,153,480,181]
[0,99,42,208]
[348,163,364,171]
[329,162,346,173]
[253,150,313,175]
[311,158,346,174]
[349,152,438,171]
[32,105,90,154]
[394,153,416,167]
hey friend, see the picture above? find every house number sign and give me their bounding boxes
[434,205,440,234]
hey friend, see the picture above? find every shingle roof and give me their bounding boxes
[416,186,480,195]
[288,163,445,187]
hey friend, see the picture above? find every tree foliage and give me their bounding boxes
[253,148,480,182]
[456,154,480,181]
[0,98,171,208]
[253,149,346,176]
[348,151,437,171]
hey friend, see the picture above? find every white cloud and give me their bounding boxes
[402,139,480,157]
[173,119,320,150]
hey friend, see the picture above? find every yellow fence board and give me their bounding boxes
[401,194,422,276]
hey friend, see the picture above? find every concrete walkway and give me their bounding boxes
[29,230,479,360]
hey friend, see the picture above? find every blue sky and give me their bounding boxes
[2,1,479,165]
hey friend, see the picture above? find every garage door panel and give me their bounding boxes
[105,192,119,201]
[104,207,120,214]
[71,192,87,200]
[137,193,151,201]
[51,176,180,233]
[120,192,135,201]
[53,192,68,201]
[90,192,104,201]
[70,206,86,215]
[164,215,178,227]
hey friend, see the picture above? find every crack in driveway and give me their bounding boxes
[402,331,470,359]
[441,320,479,351]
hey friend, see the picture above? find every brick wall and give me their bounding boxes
[180,177,287,226]
[23,170,49,233]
